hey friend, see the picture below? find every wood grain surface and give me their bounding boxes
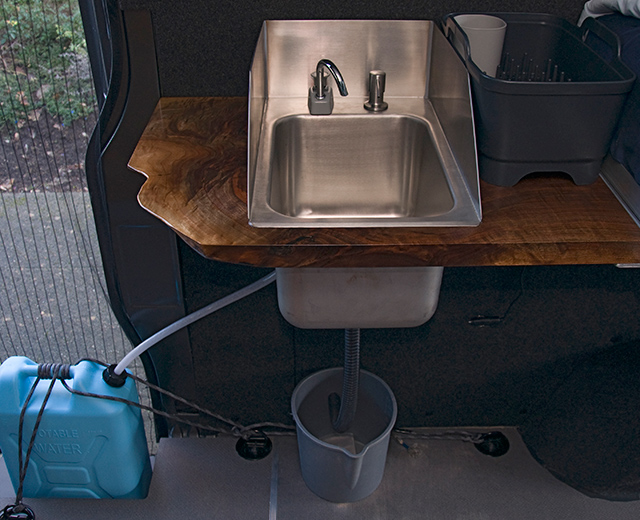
[128,97,640,267]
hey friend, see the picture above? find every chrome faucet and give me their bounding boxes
[308,59,348,115]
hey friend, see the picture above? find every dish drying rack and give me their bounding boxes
[497,53,572,82]
[443,12,635,187]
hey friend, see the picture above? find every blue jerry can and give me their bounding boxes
[0,356,152,498]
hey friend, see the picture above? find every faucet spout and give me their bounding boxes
[309,59,348,115]
[315,59,349,99]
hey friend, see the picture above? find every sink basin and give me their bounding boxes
[276,266,444,328]
[248,20,481,228]
[269,114,454,219]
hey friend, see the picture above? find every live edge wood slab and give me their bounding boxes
[128,97,640,268]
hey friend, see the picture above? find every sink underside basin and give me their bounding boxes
[269,115,454,220]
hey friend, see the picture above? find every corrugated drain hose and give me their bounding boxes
[329,328,360,433]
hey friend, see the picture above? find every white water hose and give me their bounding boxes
[114,271,276,375]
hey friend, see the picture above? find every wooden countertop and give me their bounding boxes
[128,97,640,267]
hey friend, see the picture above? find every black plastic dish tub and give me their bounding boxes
[443,13,636,187]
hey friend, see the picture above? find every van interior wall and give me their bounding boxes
[107,1,640,498]
[114,0,627,425]
[120,0,587,96]
[179,239,640,429]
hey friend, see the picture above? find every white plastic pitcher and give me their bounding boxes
[291,368,397,502]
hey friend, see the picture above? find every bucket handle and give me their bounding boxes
[581,17,623,60]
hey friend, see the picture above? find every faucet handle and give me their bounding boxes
[364,70,388,112]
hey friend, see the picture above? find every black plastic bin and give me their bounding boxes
[443,13,636,186]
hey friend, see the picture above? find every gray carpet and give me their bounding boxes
[2,428,640,519]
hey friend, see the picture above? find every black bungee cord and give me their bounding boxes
[1,364,69,520]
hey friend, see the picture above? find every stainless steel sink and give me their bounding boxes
[248,20,481,228]
[269,114,454,220]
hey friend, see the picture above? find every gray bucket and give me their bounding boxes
[291,368,397,502]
